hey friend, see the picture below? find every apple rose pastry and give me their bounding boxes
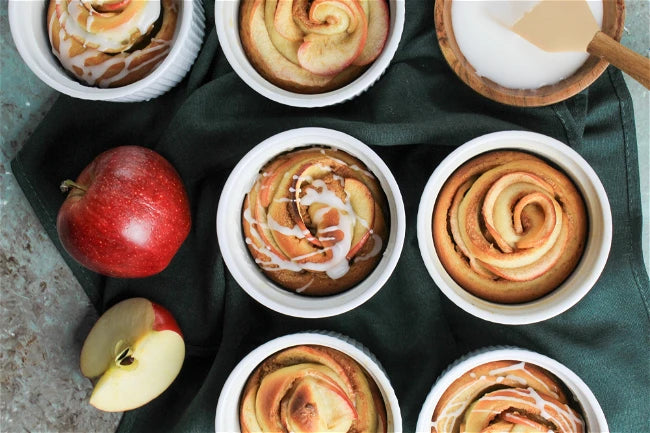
[431,361,585,433]
[433,150,587,303]
[242,147,389,296]
[240,345,387,433]
[47,0,178,88]
[239,0,390,93]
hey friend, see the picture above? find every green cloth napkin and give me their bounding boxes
[12,0,649,431]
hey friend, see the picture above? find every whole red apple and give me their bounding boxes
[57,146,191,278]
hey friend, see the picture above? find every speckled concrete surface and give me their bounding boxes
[0,3,121,432]
[0,1,647,432]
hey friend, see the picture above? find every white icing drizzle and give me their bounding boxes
[327,155,376,179]
[85,13,94,32]
[58,0,161,53]
[489,361,556,398]
[295,278,314,293]
[479,387,584,432]
[52,23,169,85]
[243,208,302,273]
[349,164,374,178]
[243,151,385,282]
[433,362,582,433]
[267,214,311,240]
[50,2,171,88]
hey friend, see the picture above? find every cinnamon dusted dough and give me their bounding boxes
[47,0,178,88]
[431,360,585,433]
[240,345,387,433]
[242,147,389,296]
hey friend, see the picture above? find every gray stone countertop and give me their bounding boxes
[1,1,648,431]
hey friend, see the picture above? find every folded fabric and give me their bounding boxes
[11,0,649,431]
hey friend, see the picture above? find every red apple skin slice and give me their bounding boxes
[241,147,389,295]
[274,0,304,41]
[241,0,366,93]
[297,0,368,76]
[353,0,389,65]
[94,0,132,13]
[502,412,550,431]
[241,0,331,86]
[151,302,183,336]
[344,177,375,259]
[265,0,303,65]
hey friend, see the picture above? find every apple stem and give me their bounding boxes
[60,180,88,194]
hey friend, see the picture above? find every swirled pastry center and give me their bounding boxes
[240,345,387,433]
[53,0,161,53]
[242,147,389,296]
[239,0,390,93]
[432,361,585,433]
[47,0,178,88]
[432,151,587,303]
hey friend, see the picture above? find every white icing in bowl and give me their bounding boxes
[451,0,603,89]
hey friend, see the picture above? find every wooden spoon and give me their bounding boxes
[512,0,650,89]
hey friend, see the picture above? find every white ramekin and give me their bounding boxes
[216,127,405,318]
[415,347,609,433]
[214,0,405,107]
[215,331,402,433]
[8,0,205,102]
[417,131,612,325]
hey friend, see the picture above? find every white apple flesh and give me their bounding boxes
[80,298,185,412]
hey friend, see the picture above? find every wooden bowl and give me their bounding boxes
[434,0,625,107]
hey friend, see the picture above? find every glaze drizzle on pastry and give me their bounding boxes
[242,147,388,296]
[240,345,387,433]
[431,361,585,433]
[239,0,390,93]
[47,0,178,88]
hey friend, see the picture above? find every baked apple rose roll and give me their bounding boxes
[242,147,389,296]
[433,151,587,303]
[239,0,390,93]
[240,345,387,433]
[431,361,585,433]
[47,0,178,88]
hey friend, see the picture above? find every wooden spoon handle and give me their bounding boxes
[587,31,650,89]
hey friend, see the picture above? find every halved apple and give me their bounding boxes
[80,298,185,412]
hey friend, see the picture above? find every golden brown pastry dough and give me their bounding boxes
[240,345,387,433]
[433,150,587,303]
[47,0,178,88]
[431,361,585,433]
[242,147,389,296]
